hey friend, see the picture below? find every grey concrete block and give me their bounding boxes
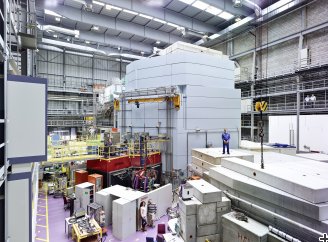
[196,233,220,242]
[180,211,197,242]
[216,206,230,213]
[217,208,232,234]
[217,197,231,209]
[197,223,218,237]
[192,148,254,165]
[222,212,268,242]
[208,165,328,221]
[179,197,202,216]
[197,202,217,225]
[209,175,328,236]
[187,179,222,203]
[221,157,328,203]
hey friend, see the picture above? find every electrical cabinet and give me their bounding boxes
[75,170,88,185]
[88,174,103,192]
[75,182,95,211]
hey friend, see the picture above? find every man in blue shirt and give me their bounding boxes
[222,128,230,155]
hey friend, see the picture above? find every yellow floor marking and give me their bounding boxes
[35,238,47,241]
[46,188,50,242]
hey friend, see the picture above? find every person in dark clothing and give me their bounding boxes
[222,128,230,155]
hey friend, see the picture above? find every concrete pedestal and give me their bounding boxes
[221,157,328,203]
[222,212,268,242]
[187,179,222,203]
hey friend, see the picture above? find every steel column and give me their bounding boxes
[296,75,300,153]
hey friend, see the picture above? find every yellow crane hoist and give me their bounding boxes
[126,95,181,110]
[255,101,268,112]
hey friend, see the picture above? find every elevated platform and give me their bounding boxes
[192,148,254,165]
[240,140,296,156]
[296,153,328,163]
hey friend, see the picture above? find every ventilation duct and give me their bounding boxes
[243,0,262,17]
[38,25,80,37]
[40,38,144,60]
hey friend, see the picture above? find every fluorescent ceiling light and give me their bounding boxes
[192,1,209,10]
[205,6,222,15]
[139,14,153,20]
[45,9,62,18]
[115,58,132,63]
[167,22,180,28]
[55,17,60,22]
[178,0,195,4]
[92,26,99,31]
[105,4,122,11]
[92,0,105,6]
[123,9,138,15]
[153,18,167,24]
[235,17,242,22]
[218,11,234,20]
[74,30,80,37]
[209,33,220,40]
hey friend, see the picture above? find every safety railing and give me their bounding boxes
[241,79,328,98]
[48,109,94,116]
[47,119,91,127]
[267,100,328,112]
[48,86,93,94]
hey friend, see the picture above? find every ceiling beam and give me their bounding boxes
[79,31,153,53]
[37,18,155,53]
[101,0,219,33]
[48,4,191,45]
[202,0,251,16]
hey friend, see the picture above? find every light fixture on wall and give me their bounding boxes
[232,0,243,8]
[91,25,99,31]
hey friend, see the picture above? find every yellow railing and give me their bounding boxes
[46,138,168,163]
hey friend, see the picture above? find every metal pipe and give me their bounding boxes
[269,226,301,242]
[296,75,300,153]
[224,191,323,239]
[243,0,262,17]
[39,25,80,37]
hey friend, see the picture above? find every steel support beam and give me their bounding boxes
[48,5,191,46]
[79,31,153,53]
[296,75,300,153]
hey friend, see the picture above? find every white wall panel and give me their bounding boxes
[269,115,328,153]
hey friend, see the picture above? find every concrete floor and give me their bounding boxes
[35,188,168,242]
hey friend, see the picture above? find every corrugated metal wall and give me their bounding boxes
[36,49,127,123]
[37,49,126,90]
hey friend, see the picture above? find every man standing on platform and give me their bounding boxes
[222,128,230,155]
